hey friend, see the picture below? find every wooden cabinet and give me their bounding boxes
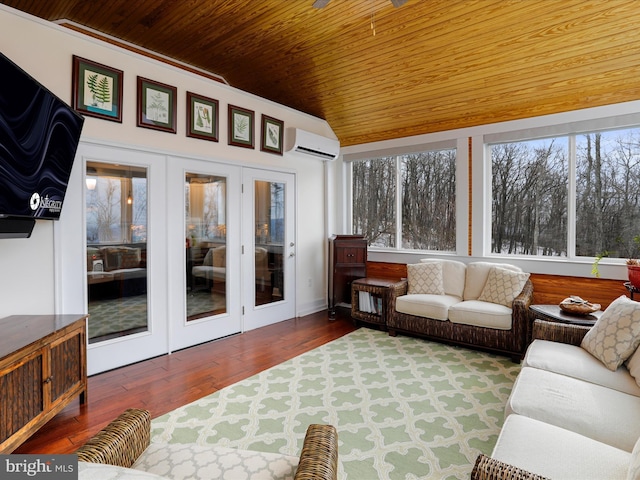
[328,235,367,318]
[0,314,87,453]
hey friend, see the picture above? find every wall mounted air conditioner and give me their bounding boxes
[286,128,340,161]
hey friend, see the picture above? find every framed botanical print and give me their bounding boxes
[228,104,254,148]
[137,76,177,133]
[261,115,284,155]
[72,56,123,122]
[186,92,218,142]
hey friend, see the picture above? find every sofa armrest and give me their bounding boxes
[513,279,534,311]
[531,319,591,346]
[388,279,408,303]
[76,408,151,468]
[472,454,550,480]
[511,279,534,351]
[295,424,338,480]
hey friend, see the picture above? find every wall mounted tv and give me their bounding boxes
[0,52,84,237]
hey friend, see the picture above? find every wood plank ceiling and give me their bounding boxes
[4,0,640,146]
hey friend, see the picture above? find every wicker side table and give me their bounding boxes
[351,278,407,328]
[528,304,600,344]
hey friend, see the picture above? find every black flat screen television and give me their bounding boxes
[0,52,84,221]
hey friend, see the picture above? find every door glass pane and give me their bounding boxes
[86,162,148,344]
[255,180,284,306]
[186,173,227,320]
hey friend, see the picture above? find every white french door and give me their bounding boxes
[57,146,296,374]
[242,168,296,330]
[168,157,242,351]
[57,143,169,376]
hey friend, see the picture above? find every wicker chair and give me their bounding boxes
[472,454,550,480]
[76,408,338,480]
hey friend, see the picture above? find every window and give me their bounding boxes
[575,130,640,258]
[352,148,456,251]
[490,127,640,259]
[352,156,396,247]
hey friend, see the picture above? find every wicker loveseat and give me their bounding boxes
[76,408,338,480]
[388,259,533,361]
[473,314,640,480]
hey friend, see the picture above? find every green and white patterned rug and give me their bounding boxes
[151,328,520,479]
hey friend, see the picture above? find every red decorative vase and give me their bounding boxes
[628,265,640,290]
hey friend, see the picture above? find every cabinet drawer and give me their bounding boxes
[336,247,365,264]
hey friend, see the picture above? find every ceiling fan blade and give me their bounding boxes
[390,0,408,6]
[313,0,331,8]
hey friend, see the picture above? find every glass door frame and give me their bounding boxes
[56,143,169,376]
[241,168,296,331]
[167,156,242,352]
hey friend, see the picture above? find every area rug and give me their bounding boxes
[150,328,521,479]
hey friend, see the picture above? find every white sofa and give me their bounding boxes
[473,295,640,480]
[389,259,533,361]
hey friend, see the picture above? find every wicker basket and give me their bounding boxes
[559,298,601,315]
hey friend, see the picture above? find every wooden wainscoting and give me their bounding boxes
[528,273,628,309]
[367,261,630,309]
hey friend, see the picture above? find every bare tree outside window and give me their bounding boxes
[576,129,640,258]
[353,157,396,247]
[491,127,640,258]
[491,139,568,256]
[352,148,456,251]
[401,150,456,250]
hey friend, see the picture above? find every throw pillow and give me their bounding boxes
[626,347,640,388]
[477,266,529,307]
[407,262,444,295]
[581,295,640,371]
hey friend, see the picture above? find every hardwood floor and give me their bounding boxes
[15,308,356,455]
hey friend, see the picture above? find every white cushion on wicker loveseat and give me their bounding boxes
[395,293,461,321]
[491,414,630,480]
[397,260,526,328]
[419,258,466,297]
[462,262,523,301]
[506,367,640,452]
[524,339,640,397]
[131,443,298,480]
[448,300,513,330]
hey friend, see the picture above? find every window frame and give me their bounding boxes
[485,125,640,264]
[342,101,640,280]
[347,143,460,254]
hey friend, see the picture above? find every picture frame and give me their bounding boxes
[72,56,123,122]
[137,76,177,133]
[186,92,218,142]
[260,115,284,155]
[228,105,254,148]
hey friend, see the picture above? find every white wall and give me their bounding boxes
[0,6,335,318]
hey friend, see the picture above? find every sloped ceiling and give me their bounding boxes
[4,0,640,146]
